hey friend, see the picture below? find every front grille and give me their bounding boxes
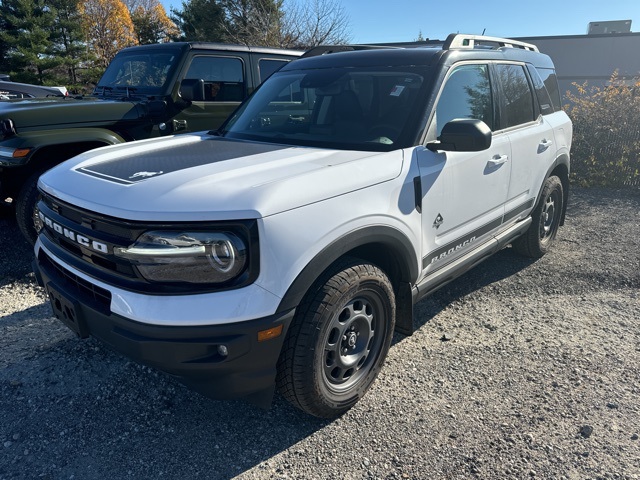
[39,249,112,312]
[39,193,142,240]
[37,191,260,294]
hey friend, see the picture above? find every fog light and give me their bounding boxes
[217,345,228,357]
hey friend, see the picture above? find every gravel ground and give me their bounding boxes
[0,187,639,480]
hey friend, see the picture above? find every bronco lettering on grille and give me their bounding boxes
[39,211,108,253]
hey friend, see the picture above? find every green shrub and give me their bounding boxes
[566,72,640,188]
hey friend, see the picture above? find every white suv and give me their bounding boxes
[33,34,572,418]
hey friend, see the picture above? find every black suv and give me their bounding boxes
[0,42,301,243]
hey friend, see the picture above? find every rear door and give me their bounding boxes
[418,63,511,275]
[493,63,556,224]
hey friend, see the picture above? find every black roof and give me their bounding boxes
[117,42,303,57]
[284,34,554,71]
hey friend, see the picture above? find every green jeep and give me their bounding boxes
[0,42,301,243]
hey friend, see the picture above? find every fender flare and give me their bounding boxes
[11,128,126,165]
[536,153,570,224]
[275,225,419,314]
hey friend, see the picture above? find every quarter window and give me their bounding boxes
[258,59,289,82]
[526,64,554,115]
[435,64,493,137]
[536,67,562,112]
[495,64,535,128]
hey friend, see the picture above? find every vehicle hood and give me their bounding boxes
[0,96,145,129]
[39,133,405,221]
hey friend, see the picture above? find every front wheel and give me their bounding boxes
[15,169,46,245]
[277,259,395,418]
[512,175,564,258]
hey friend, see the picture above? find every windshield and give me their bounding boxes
[221,66,429,151]
[95,50,181,96]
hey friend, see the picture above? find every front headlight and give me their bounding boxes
[114,230,248,284]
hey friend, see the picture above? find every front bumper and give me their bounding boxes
[33,248,295,404]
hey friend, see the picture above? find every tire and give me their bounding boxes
[277,258,395,418]
[512,175,563,258]
[15,169,46,245]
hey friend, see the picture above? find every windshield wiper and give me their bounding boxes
[118,86,138,97]
[94,85,113,96]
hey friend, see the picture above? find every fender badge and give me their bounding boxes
[433,214,444,229]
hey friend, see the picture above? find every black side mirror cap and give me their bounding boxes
[179,79,205,102]
[427,118,492,152]
[145,100,167,116]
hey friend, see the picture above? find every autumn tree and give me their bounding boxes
[79,0,138,68]
[124,0,179,44]
[566,72,640,187]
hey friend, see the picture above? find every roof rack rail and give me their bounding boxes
[443,34,539,52]
[301,44,398,58]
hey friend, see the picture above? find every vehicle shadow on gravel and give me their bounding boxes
[2,332,332,479]
[1,247,538,480]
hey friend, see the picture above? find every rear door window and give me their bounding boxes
[495,64,535,129]
[258,59,289,82]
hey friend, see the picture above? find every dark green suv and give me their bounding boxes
[0,42,301,243]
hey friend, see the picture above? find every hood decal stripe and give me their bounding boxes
[76,137,289,185]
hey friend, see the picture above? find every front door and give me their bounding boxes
[418,63,511,276]
[172,55,247,133]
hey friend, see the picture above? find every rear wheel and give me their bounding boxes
[277,259,395,418]
[512,175,563,258]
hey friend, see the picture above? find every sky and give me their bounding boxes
[160,0,639,44]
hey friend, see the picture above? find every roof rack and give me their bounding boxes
[443,34,539,52]
[301,44,399,58]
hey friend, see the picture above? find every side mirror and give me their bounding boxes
[427,118,492,152]
[179,78,205,102]
[145,100,167,117]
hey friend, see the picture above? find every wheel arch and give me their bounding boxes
[3,139,117,198]
[276,226,419,335]
[538,154,569,226]
[536,153,570,227]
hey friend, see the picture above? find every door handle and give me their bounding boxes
[538,139,553,153]
[173,119,187,132]
[487,154,508,167]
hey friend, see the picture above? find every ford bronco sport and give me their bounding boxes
[33,34,572,418]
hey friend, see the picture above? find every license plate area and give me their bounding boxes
[46,282,90,338]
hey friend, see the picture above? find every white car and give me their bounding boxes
[34,34,572,418]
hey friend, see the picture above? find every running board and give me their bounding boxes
[413,218,532,304]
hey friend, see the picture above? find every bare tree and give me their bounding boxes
[282,0,350,48]
[220,0,285,47]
